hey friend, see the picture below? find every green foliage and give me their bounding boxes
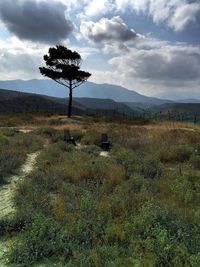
[80,145,101,156]
[190,154,200,170]
[139,155,162,179]
[10,214,65,266]
[114,148,162,179]
[158,144,194,163]
[0,114,35,127]
[80,130,100,145]
[0,130,44,184]
[0,132,9,144]
[1,117,200,266]
[0,215,26,236]
[114,148,139,178]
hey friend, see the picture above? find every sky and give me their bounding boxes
[0,0,200,100]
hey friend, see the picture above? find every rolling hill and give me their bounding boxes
[149,103,200,121]
[0,89,137,116]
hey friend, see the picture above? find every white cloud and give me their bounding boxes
[169,3,200,31]
[116,0,200,31]
[32,0,200,32]
[0,36,47,80]
[79,0,200,31]
[81,16,137,44]
[85,0,115,16]
[106,42,200,98]
[0,35,97,80]
[0,0,199,100]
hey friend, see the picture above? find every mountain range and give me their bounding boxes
[1,79,200,121]
[0,79,172,106]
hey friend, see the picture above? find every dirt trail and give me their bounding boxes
[0,151,40,266]
[0,151,40,219]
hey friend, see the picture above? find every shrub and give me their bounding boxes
[10,215,66,265]
[71,129,84,142]
[0,132,9,144]
[81,130,100,145]
[0,215,26,236]
[139,155,162,179]
[132,207,200,267]
[175,144,194,162]
[114,148,140,178]
[80,145,101,157]
[190,154,200,170]
[0,146,26,184]
[158,144,193,163]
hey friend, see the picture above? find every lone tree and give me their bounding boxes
[39,45,91,118]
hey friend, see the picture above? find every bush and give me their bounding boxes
[114,148,139,178]
[0,215,26,236]
[0,132,9,144]
[0,146,26,184]
[139,155,162,179]
[175,144,194,162]
[158,144,193,163]
[132,207,200,267]
[81,130,100,145]
[80,145,101,156]
[190,154,200,170]
[10,215,66,265]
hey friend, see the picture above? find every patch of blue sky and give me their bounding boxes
[82,52,114,71]
[121,10,200,45]
[0,27,10,40]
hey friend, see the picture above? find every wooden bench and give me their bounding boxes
[64,129,76,145]
[101,133,110,150]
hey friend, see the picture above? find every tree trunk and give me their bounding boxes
[68,81,72,118]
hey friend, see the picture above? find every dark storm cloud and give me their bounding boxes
[134,51,200,81]
[0,0,73,43]
[110,46,200,84]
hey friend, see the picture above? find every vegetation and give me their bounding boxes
[39,45,91,118]
[1,115,200,266]
[0,128,44,184]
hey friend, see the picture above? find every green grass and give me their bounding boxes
[1,117,200,266]
[0,129,44,184]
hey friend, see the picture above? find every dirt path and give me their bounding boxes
[0,151,40,266]
[0,151,40,219]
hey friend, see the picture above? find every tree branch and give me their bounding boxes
[72,79,88,89]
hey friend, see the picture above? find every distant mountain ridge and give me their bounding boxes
[0,79,172,105]
[0,88,137,116]
[2,88,200,122]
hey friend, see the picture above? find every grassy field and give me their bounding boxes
[1,115,200,266]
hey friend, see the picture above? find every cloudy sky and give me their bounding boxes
[0,0,200,99]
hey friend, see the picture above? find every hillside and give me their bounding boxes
[0,89,137,116]
[0,79,171,105]
[150,103,200,114]
[0,89,81,115]
[149,103,200,121]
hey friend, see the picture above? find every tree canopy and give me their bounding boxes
[39,45,91,117]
